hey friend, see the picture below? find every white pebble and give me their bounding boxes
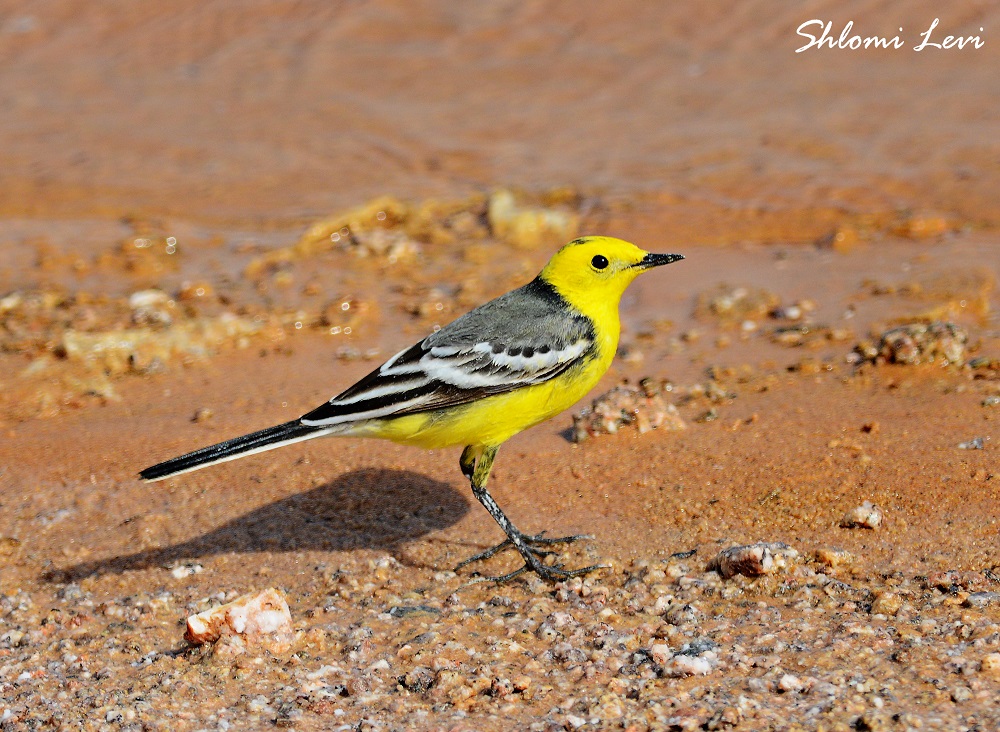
[184,588,292,648]
[840,501,882,529]
[778,673,804,692]
[666,654,713,677]
[650,643,673,665]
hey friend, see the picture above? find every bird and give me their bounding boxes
[140,236,683,582]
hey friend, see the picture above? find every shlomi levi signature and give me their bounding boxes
[796,18,984,53]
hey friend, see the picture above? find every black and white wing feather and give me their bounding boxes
[300,278,595,427]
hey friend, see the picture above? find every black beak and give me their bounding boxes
[636,252,684,269]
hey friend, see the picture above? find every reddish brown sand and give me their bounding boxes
[1,3,999,731]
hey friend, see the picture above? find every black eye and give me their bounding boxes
[591,254,609,270]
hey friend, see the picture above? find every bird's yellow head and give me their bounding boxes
[538,236,684,314]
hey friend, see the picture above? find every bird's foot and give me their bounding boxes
[455,531,605,583]
[482,555,609,584]
[454,531,590,570]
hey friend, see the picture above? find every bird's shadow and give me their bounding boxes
[44,468,470,583]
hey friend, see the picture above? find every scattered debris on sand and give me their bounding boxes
[695,284,780,325]
[852,320,968,366]
[571,378,686,442]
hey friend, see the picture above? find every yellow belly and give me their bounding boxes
[359,354,609,449]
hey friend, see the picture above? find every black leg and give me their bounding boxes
[455,444,606,583]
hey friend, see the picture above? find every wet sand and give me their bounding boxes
[2,2,999,730]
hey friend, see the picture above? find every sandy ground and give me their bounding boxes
[2,2,999,730]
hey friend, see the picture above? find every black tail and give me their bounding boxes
[139,420,331,482]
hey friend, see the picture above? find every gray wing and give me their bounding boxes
[300,278,596,426]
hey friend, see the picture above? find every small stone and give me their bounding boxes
[716,706,743,727]
[665,654,713,677]
[927,570,987,593]
[650,644,673,665]
[951,685,973,703]
[0,630,25,647]
[964,592,1000,608]
[57,583,84,601]
[0,537,21,557]
[128,289,170,309]
[489,676,513,699]
[980,653,1000,676]
[665,706,713,730]
[856,711,893,732]
[871,592,903,616]
[841,501,882,529]
[400,666,434,693]
[170,563,203,579]
[815,547,854,568]
[512,675,532,692]
[274,703,303,728]
[128,289,173,328]
[663,602,703,626]
[192,407,213,423]
[777,673,804,693]
[368,658,391,673]
[185,588,293,651]
[709,542,798,579]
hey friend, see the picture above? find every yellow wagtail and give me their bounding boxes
[140,236,683,581]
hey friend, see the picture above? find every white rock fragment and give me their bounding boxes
[981,653,1000,677]
[128,289,171,309]
[651,638,719,677]
[957,436,985,450]
[185,588,293,651]
[778,673,804,693]
[666,654,714,677]
[650,643,673,666]
[170,563,203,579]
[709,542,799,579]
[840,501,883,529]
[128,289,174,328]
[367,658,391,673]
